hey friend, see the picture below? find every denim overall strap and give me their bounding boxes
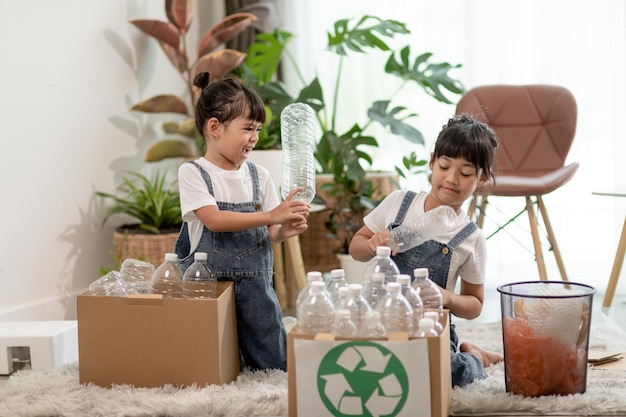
[387,191,417,230]
[392,222,477,289]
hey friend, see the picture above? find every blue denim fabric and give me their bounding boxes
[387,191,487,387]
[174,161,287,371]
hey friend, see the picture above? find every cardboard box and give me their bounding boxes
[288,311,451,417]
[77,281,239,388]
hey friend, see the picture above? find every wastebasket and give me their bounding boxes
[497,281,595,397]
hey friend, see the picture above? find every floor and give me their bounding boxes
[1,289,625,417]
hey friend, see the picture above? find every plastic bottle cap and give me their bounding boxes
[194,252,208,261]
[330,269,345,278]
[338,286,349,296]
[419,317,435,329]
[376,246,391,256]
[311,281,326,291]
[386,282,401,293]
[165,253,178,262]
[372,272,385,282]
[413,268,429,279]
[348,283,363,294]
[396,274,411,285]
[307,271,323,282]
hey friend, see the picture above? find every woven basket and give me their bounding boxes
[300,172,398,273]
[113,229,179,269]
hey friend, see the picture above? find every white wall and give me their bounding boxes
[0,0,218,320]
[1,0,624,321]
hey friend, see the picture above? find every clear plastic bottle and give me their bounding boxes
[182,252,217,299]
[297,281,336,335]
[388,205,457,253]
[415,317,439,337]
[412,268,443,318]
[397,274,424,336]
[280,102,317,203]
[119,258,155,294]
[296,270,324,313]
[364,272,386,309]
[423,310,445,335]
[361,310,387,338]
[334,285,350,308]
[326,268,348,305]
[375,282,414,334]
[332,309,357,337]
[151,252,183,298]
[363,246,399,305]
[337,283,372,335]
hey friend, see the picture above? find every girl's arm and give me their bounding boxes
[441,280,484,320]
[193,188,309,234]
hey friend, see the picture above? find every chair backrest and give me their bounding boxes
[455,85,577,177]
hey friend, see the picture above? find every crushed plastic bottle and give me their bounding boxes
[388,205,457,253]
[119,258,155,294]
[89,270,129,297]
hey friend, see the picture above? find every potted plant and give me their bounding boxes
[241,16,464,271]
[97,171,182,269]
[128,0,259,162]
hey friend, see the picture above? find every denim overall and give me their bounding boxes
[388,191,487,387]
[174,161,287,371]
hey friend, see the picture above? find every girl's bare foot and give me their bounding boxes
[460,341,504,367]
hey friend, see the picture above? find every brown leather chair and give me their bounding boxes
[456,84,578,281]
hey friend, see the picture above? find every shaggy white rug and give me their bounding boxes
[1,310,624,417]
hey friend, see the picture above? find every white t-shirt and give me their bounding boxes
[363,190,486,290]
[178,157,281,252]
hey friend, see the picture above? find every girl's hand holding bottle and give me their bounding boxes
[271,187,310,239]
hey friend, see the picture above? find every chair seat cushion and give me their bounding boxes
[489,162,579,196]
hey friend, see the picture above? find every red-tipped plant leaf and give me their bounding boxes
[145,140,196,162]
[192,49,246,79]
[130,19,180,49]
[197,13,257,57]
[131,94,189,115]
[159,40,188,73]
[165,0,193,34]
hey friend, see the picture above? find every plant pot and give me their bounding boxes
[337,253,369,284]
[113,226,180,269]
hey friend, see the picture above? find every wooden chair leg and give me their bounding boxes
[526,197,548,281]
[603,217,626,308]
[536,195,569,282]
[284,236,307,309]
[272,242,287,311]
[477,196,488,229]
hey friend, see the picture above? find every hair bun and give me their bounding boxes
[193,72,210,89]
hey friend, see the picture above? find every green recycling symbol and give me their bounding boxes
[317,340,409,417]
